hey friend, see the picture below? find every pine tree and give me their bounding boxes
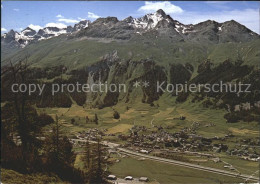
[82,140,90,170]
[96,139,104,183]
[81,138,108,183]
[44,115,75,170]
[113,110,120,119]
[94,113,98,124]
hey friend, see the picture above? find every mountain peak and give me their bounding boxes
[2,11,258,49]
[124,16,134,23]
[156,9,167,17]
[21,27,37,37]
[94,16,119,24]
[23,27,35,31]
[223,19,244,27]
[73,20,90,32]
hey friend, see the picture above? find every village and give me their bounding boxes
[8,102,259,184]
[70,115,260,183]
[73,116,259,159]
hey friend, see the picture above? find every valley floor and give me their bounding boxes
[36,94,259,183]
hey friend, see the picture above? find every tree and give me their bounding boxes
[8,57,31,152]
[43,115,84,183]
[113,110,120,119]
[94,113,98,125]
[86,116,90,123]
[96,139,105,183]
[38,113,54,127]
[224,113,240,123]
[44,115,75,169]
[81,139,108,183]
[5,57,44,170]
[71,118,76,124]
[83,140,91,170]
[81,140,92,182]
[1,102,47,172]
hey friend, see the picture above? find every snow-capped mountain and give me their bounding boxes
[15,27,37,47]
[37,27,69,40]
[21,27,37,37]
[75,9,258,42]
[1,20,90,48]
[125,9,173,29]
[1,9,259,49]
[73,20,90,32]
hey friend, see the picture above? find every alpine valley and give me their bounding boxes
[1,9,260,184]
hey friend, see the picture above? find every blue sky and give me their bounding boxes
[1,1,259,33]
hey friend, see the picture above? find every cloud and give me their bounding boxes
[13,8,19,11]
[88,12,100,19]
[45,22,67,29]
[56,14,64,18]
[1,28,7,32]
[138,1,183,14]
[78,17,86,21]
[173,8,259,33]
[58,18,79,23]
[28,24,43,31]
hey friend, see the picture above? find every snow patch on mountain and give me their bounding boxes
[129,10,168,29]
[2,9,258,49]
[1,20,90,47]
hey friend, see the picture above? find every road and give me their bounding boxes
[71,138,259,182]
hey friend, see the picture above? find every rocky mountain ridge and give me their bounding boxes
[1,20,90,48]
[2,9,259,48]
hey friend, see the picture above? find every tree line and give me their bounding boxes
[1,58,109,183]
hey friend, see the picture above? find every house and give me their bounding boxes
[124,176,133,180]
[212,157,220,163]
[107,175,117,180]
[153,145,160,149]
[189,134,202,140]
[242,102,251,110]
[140,149,149,154]
[139,177,149,182]
[180,116,186,120]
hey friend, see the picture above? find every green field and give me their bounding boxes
[36,92,259,181]
[3,35,260,69]
[109,157,243,184]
